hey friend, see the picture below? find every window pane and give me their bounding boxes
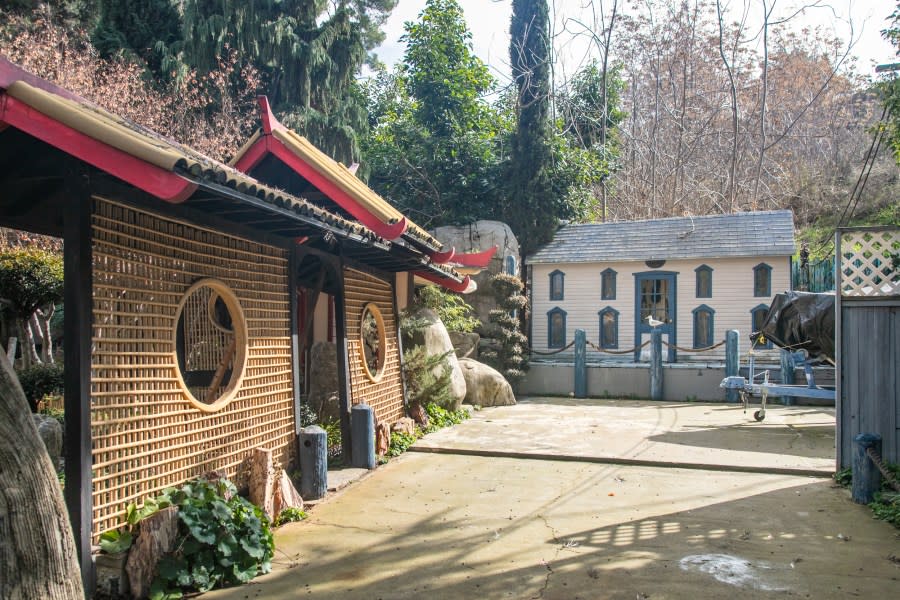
[695,311,711,347]
[754,267,770,296]
[550,313,565,347]
[640,279,669,322]
[753,309,766,332]
[602,271,615,299]
[697,270,711,297]
[550,273,563,300]
[602,312,617,347]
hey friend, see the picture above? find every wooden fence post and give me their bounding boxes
[650,329,663,401]
[852,433,882,504]
[725,330,739,403]
[574,329,586,399]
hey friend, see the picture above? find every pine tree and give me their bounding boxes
[484,274,530,388]
[92,0,182,76]
[166,0,395,164]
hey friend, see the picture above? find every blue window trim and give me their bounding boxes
[750,303,772,348]
[598,307,619,349]
[691,304,715,349]
[549,269,565,301]
[601,268,617,300]
[695,264,713,298]
[753,263,772,297]
[505,255,517,276]
[547,307,567,349]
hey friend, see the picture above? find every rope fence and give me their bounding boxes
[529,337,725,357]
[867,446,900,493]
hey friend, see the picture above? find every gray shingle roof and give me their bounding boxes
[527,210,795,264]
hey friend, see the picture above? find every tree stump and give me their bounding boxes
[299,426,327,500]
[125,506,179,600]
[249,448,276,521]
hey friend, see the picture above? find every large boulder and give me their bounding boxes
[459,358,516,407]
[448,331,479,359]
[431,220,520,331]
[32,413,62,469]
[404,308,466,409]
[307,341,341,423]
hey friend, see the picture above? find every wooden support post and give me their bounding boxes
[851,433,882,504]
[64,165,94,593]
[780,349,795,406]
[650,328,663,401]
[289,246,303,436]
[350,404,375,469]
[299,426,327,500]
[574,329,586,398]
[333,263,353,465]
[725,330,739,403]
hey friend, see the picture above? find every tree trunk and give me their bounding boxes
[36,306,55,364]
[0,350,84,599]
[18,319,37,368]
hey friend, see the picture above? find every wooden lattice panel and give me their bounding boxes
[343,268,405,425]
[91,197,295,540]
[840,229,900,297]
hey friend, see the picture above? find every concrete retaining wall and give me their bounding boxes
[520,361,835,403]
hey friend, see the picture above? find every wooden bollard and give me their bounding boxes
[574,329,586,399]
[351,403,376,469]
[649,328,663,401]
[852,433,882,505]
[725,330,739,403]
[299,425,327,500]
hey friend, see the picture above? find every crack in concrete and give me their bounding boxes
[532,514,563,599]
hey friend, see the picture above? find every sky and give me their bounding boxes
[374,0,898,83]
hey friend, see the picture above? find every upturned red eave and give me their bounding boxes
[0,57,195,203]
[414,270,472,293]
[452,245,498,268]
[232,96,409,241]
[0,93,195,202]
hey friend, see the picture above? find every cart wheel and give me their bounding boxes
[753,410,765,422]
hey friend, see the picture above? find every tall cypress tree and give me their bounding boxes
[505,0,556,256]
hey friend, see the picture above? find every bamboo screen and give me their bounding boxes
[343,268,405,425]
[91,197,295,540]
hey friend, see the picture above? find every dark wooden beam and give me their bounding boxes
[289,246,303,437]
[333,260,353,465]
[63,162,94,594]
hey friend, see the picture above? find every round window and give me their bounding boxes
[359,303,386,382]
[173,279,247,412]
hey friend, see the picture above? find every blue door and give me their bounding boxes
[634,272,677,362]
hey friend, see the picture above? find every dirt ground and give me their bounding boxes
[205,399,899,600]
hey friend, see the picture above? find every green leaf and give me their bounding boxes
[99,529,133,554]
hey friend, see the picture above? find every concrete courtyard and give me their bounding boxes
[206,399,899,599]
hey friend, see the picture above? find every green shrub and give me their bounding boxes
[423,402,469,434]
[149,477,274,598]
[402,345,454,410]
[273,507,308,527]
[17,363,64,411]
[414,284,481,333]
[486,274,530,388]
[387,431,419,458]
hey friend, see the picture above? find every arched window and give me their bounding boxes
[505,255,517,276]
[547,307,567,348]
[750,304,772,348]
[601,268,617,300]
[692,304,715,349]
[549,269,565,301]
[695,265,713,298]
[598,307,619,349]
[753,263,772,297]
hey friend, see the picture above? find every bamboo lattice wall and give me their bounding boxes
[91,197,295,540]
[343,268,405,425]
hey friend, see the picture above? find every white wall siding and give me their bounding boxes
[530,256,791,360]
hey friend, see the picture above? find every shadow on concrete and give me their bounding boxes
[647,423,835,459]
[213,478,892,600]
